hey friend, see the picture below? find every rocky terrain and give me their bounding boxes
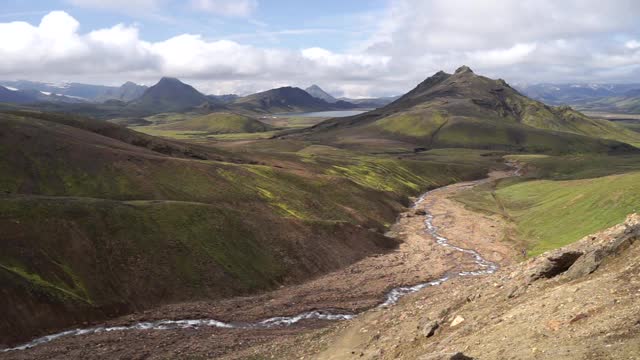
[252,214,640,359]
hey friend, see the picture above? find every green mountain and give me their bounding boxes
[298,66,640,153]
[127,77,214,113]
[231,86,356,114]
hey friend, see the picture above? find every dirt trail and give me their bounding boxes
[1,169,519,359]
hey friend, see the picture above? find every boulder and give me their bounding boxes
[414,209,427,216]
[564,249,604,280]
[421,319,439,337]
[527,250,583,283]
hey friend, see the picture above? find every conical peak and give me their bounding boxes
[454,65,473,74]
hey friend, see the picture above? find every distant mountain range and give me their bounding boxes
[0,85,87,104]
[0,79,364,115]
[577,92,640,114]
[338,96,400,108]
[0,80,148,103]
[4,77,640,114]
[516,83,640,104]
[517,83,640,113]
[231,86,357,114]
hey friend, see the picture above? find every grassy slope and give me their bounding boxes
[301,69,640,153]
[521,106,640,147]
[0,111,497,344]
[155,112,273,134]
[454,154,640,256]
[579,96,640,114]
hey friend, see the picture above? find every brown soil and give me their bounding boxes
[242,217,640,359]
[1,169,520,359]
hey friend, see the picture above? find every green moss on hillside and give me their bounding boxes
[455,155,640,256]
[156,112,273,134]
[372,111,448,138]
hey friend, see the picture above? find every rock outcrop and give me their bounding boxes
[277,214,640,359]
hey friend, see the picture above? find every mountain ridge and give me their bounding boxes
[296,66,640,153]
[126,77,215,113]
[231,86,357,113]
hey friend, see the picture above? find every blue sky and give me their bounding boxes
[3,0,386,51]
[1,1,640,97]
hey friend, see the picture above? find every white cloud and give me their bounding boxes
[0,11,387,96]
[626,40,640,50]
[190,0,257,17]
[358,0,640,90]
[467,43,538,67]
[2,1,640,97]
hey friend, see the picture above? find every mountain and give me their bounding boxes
[305,84,338,103]
[295,66,640,153]
[0,80,100,101]
[0,86,88,104]
[517,83,640,106]
[156,112,273,134]
[231,86,356,114]
[127,77,214,113]
[0,80,147,103]
[94,81,148,103]
[0,86,40,104]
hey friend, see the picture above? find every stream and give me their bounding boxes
[3,180,499,352]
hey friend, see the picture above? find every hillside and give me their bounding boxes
[296,66,640,152]
[231,86,356,114]
[0,110,494,347]
[156,112,273,133]
[578,92,640,114]
[265,213,640,359]
[127,77,214,113]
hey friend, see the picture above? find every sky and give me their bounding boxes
[1,0,640,97]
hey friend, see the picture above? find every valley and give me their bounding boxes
[1,165,520,358]
[3,3,640,359]
[2,66,640,359]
